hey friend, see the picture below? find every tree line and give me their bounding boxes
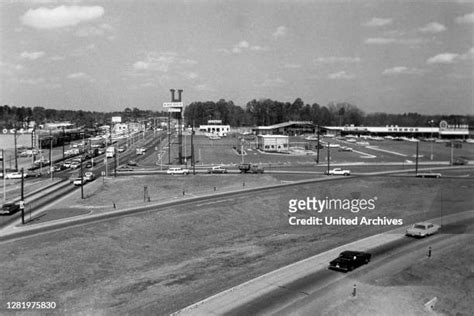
[1,105,168,129]
[2,100,472,130]
[184,99,472,128]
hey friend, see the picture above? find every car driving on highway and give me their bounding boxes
[167,167,189,175]
[5,172,25,179]
[207,166,227,174]
[0,203,20,215]
[328,251,371,272]
[73,177,86,186]
[406,222,441,238]
[84,172,95,182]
[325,168,351,176]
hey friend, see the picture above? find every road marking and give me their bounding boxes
[366,146,407,157]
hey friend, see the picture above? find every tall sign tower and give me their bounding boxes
[163,89,184,164]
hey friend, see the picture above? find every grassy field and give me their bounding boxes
[0,175,472,315]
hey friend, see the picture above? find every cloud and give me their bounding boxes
[132,52,197,73]
[455,12,474,24]
[75,23,113,37]
[365,37,427,45]
[18,78,46,85]
[365,37,396,45]
[232,40,250,53]
[195,84,213,91]
[382,66,423,75]
[419,22,446,33]
[427,53,459,64]
[182,72,198,80]
[258,77,286,87]
[314,56,361,64]
[223,40,268,54]
[273,26,287,38]
[67,72,94,81]
[283,63,302,69]
[364,18,393,27]
[20,51,45,60]
[20,5,104,29]
[328,71,355,80]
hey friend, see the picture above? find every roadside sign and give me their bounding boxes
[167,108,182,112]
[19,200,25,209]
[101,171,106,176]
[163,102,183,108]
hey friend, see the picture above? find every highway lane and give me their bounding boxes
[224,218,474,315]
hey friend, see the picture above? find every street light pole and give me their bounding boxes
[80,156,84,199]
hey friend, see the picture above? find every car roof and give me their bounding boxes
[415,221,433,225]
[340,250,365,256]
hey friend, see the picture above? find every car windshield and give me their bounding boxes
[414,224,426,229]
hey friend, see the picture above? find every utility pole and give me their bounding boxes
[316,125,320,164]
[114,150,117,177]
[14,129,18,171]
[62,126,65,159]
[21,168,24,224]
[168,111,171,165]
[415,142,419,175]
[80,157,84,199]
[327,142,330,174]
[2,149,5,202]
[191,121,195,175]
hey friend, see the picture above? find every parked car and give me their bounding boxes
[325,168,351,176]
[127,160,138,166]
[207,166,227,174]
[118,146,126,153]
[63,161,72,168]
[167,167,189,175]
[406,222,441,238]
[0,203,20,215]
[338,146,353,152]
[329,251,371,272]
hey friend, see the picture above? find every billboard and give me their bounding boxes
[111,116,122,123]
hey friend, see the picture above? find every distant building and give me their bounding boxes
[323,121,469,139]
[43,122,74,130]
[253,121,316,136]
[257,135,289,152]
[199,120,230,136]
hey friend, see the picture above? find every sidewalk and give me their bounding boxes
[173,210,474,315]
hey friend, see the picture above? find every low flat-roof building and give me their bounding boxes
[323,121,469,139]
[257,135,289,152]
[253,121,316,136]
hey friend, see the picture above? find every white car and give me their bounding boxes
[84,172,95,182]
[167,167,189,175]
[5,172,25,179]
[406,222,440,237]
[325,168,351,176]
[73,177,86,186]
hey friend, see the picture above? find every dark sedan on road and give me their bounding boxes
[329,251,371,272]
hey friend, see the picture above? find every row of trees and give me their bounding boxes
[183,99,471,127]
[1,105,168,129]
[2,100,472,130]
